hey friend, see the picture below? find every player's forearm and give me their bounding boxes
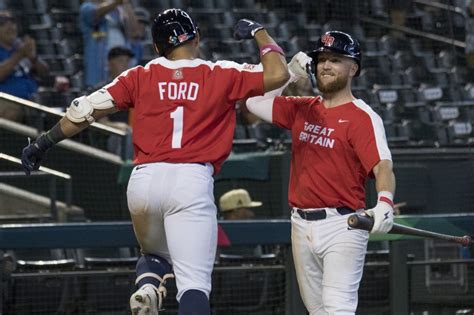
[373,159,396,196]
[254,30,289,92]
[46,108,114,145]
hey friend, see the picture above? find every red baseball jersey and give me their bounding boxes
[106,57,264,174]
[272,96,391,210]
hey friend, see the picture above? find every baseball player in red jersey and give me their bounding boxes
[20,8,289,315]
[246,31,396,314]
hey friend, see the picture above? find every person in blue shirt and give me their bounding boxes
[79,0,140,88]
[0,10,49,121]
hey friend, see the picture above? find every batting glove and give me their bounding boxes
[233,19,264,40]
[21,134,55,175]
[364,191,394,234]
[288,51,312,80]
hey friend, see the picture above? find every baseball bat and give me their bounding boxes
[347,214,472,247]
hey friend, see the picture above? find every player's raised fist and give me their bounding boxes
[21,134,54,175]
[288,52,313,80]
[233,19,264,40]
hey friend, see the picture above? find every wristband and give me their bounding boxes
[260,44,284,57]
[378,191,394,207]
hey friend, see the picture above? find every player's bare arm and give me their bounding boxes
[245,51,311,122]
[372,159,396,196]
[253,30,289,92]
[365,159,396,234]
[233,19,289,92]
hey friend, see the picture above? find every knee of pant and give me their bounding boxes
[179,289,210,315]
[136,254,173,288]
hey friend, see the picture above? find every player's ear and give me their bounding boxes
[349,61,358,77]
[153,43,160,55]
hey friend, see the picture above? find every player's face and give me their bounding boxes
[0,13,17,47]
[316,52,355,94]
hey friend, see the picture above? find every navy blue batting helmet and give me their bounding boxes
[152,8,199,56]
[308,31,362,76]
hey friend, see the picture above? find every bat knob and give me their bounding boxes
[462,235,472,247]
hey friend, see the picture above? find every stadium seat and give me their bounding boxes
[5,249,77,315]
[417,85,443,103]
[213,253,285,315]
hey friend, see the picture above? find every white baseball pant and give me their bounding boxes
[291,207,369,315]
[127,162,217,301]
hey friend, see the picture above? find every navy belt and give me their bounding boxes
[295,207,353,221]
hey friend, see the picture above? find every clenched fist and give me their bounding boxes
[364,191,394,234]
[288,51,312,80]
[233,19,264,40]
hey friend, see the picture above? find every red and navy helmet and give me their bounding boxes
[309,31,361,76]
[152,9,199,56]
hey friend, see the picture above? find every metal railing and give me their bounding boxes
[0,153,72,221]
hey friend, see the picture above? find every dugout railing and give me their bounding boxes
[0,153,72,222]
[0,215,473,314]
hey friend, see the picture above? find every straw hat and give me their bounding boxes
[219,189,262,212]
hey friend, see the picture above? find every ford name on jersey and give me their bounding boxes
[158,82,200,101]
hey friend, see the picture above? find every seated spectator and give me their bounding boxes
[283,77,313,96]
[80,0,140,88]
[219,188,262,220]
[217,189,281,260]
[95,46,134,158]
[130,7,150,66]
[0,10,49,122]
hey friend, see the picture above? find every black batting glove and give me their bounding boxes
[21,134,55,175]
[233,19,264,40]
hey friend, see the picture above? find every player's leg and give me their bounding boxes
[164,163,217,315]
[320,215,369,314]
[290,212,326,314]
[127,164,174,315]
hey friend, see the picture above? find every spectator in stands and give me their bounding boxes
[387,0,413,39]
[218,188,262,220]
[466,0,474,71]
[79,0,140,88]
[218,189,274,258]
[130,7,150,66]
[283,76,313,96]
[0,10,49,122]
[97,46,134,158]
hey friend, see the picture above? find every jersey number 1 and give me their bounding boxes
[170,106,183,148]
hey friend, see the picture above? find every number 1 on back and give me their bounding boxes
[170,106,183,148]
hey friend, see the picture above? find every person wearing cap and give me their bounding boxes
[219,188,262,220]
[245,31,396,314]
[130,6,150,65]
[0,10,49,122]
[96,46,134,157]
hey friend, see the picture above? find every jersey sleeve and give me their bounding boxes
[215,61,264,102]
[272,96,314,130]
[350,110,392,175]
[104,67,139,110]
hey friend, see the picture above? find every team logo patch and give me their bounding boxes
[178,34,189,43]
[173,69,184,80]
[321,34,335,46]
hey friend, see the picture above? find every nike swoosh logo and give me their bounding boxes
[136,165,147,170]
[338,119,349,123]
[384,211,390,220]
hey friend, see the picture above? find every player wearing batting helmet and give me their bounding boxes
[246,30,396,314]
[21,7,289,315]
